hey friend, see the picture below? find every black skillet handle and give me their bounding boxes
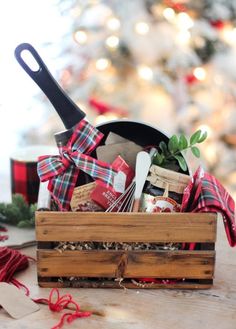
[14,43,85,130]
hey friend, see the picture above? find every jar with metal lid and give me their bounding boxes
[140,164,190,213]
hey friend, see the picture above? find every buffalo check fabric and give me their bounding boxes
[181,167,236,247]
[10,160,39,204]
[38,120,117,211]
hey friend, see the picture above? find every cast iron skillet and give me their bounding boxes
[14,43,169,148]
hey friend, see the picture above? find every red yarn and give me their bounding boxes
[0,235,8,241]
[0,247,91,328]
[0,247,31,311]
[0,247,29,283]
[34,288,91,329]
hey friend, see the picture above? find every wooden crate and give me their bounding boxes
[36,212,217,289]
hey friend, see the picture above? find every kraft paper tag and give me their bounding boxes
[105,132,130,145]
[0,283,40,319]
[70,182,102,211]
[96,142,143,169]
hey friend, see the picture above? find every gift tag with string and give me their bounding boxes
[0,283,40,319]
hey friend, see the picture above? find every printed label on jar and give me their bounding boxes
[141,193,181,213]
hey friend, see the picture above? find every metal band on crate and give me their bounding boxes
[37,119,117,211]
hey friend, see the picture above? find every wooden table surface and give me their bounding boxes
[1,177,236,328]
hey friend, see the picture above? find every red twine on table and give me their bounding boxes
[0,247,91,329]
[35,289,91,329]
[0,235,8,241]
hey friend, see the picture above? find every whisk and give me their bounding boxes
[105,177,136,212]
[106,149,155,212]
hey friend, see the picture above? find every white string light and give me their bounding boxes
[221,26,236,44]
[105,35,120,49]
[74,30,88,44]
[193,67,206,81]
[95,58,111,71]
[107,17,120,31]
[163,7,175,21]
[137,65,153,80]
[176,30,191,44]
[135,21,150,35]
[177,12,194,30]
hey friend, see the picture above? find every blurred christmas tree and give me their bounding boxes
[28,0,236,195]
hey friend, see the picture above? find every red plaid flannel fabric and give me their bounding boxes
[38,120,117,211]
[10,159,39,204]
[181,167,236,247]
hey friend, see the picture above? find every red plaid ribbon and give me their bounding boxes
[181,167,236,247]
[38,120,117,211]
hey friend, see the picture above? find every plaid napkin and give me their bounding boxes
[181,167,236,247]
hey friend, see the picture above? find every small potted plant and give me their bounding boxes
[141,130,208,213]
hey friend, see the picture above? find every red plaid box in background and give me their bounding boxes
[10,146,57,204]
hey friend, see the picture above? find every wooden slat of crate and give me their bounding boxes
[36,212,217,243]
[37,250,215,279]
[36,212,217,289]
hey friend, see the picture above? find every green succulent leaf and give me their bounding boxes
[190,130,202,145]
[174,155,187,171]
[155,129,207,171]
[191,146,201,158]
[198,131,208,143]
[153,152,165,165]
[168,135,179,153]
[178,134,188,150]
[159,141,168,156]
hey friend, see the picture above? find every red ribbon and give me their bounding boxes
[38,120,117,210]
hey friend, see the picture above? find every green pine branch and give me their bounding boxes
[0,194,37,228]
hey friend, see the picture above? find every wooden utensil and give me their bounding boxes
[132,151,151,212]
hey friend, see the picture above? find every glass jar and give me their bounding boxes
[141,165,190,213]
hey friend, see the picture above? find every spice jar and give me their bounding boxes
[140,165,190,213]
